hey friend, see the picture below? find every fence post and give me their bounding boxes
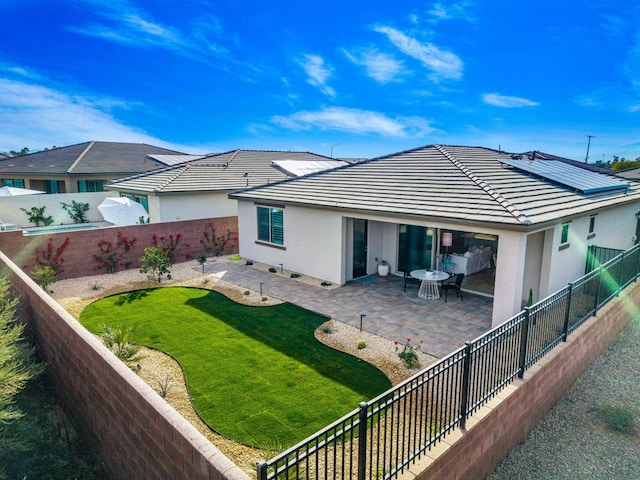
[593,266,602,316]
[517,307,531,379]
[357,402,368,480]
[257,461,268,480]
[562,283,573,342]
[616,252,625,296]
[459,342,472,430]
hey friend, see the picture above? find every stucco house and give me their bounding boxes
[0,141,188,194]
[229,145,640,327]
[106,150,347,223]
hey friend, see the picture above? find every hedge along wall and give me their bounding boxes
[0,217,238,280]
[0,250,251,480]
[401,281,640,480]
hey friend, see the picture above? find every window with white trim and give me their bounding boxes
[257,206,284,245]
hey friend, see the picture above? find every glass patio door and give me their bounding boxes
[353,219,368,278]
[398,225,433,272]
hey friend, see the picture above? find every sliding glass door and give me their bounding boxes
[398,225,433,272]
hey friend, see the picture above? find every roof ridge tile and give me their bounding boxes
[434,144,533,225]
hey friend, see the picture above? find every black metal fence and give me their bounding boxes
[257,243,640,480]
[585,244,625,273]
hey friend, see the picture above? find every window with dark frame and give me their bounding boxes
[257,206,284,245]
[2,179,25,188]
[588,216,595,234]
[561,223,569,244]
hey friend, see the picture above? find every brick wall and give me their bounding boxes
[0,217,238,280]
[401,282,639,480]
[1,251,250,480]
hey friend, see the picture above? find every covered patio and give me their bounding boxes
[208,261,494,358]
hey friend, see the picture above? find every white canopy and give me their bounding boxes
[98,197,149,226]
[0,186,44,196]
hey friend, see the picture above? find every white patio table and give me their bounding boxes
[410,269,451,300]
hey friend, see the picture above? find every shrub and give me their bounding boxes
[152,233,183,262]
[246,260,254,265]
[0,276,43,423]
[320,324,333,334]
[30,265,58,291]
[290,273,300,278]
[200,223,236,257]
[195,254,207,273]
[395,338,423,369]
[60,200,89,224]
[321,281,331,287]
[268,267,277,273]
[243,290,250,295]
[32,237,70,276]
[20,206,53,227]
[93,232,137,274]
[356,340,367,349]
[261,296,268,302]
[598,405,638,434]
[99,324,144,370]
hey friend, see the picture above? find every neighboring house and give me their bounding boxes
[616,166,640,180]
[229,145,640,327]
[106,150,347,222]
[0,141,188,194]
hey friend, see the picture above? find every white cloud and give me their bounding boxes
[373,25,463,81]
[343,47,405,83]
[0,77,183,152]
[271,106,436,138]
[482,93,539,108]
[299,54,335,97]
[67,1,231,63]
[427,2,473,22]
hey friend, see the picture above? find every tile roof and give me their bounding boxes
[229,145,640,228]
[0,141,185,175]
[107,150,341,193]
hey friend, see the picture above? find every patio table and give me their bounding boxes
[410,269,450,300]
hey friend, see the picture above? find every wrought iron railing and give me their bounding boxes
[257,243,640,480]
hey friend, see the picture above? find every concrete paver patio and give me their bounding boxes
[205,261,493,358]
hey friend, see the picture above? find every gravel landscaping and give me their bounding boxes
[50,257,436,474]
[488,317,640,480]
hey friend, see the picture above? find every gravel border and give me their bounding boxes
[50,257,438,475]
[488,317,640,479]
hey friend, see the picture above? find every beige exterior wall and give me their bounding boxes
[157,192,238,222]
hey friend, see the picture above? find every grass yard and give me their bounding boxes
[79,287,391,447]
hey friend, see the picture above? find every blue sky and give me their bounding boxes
[1,0,639,161]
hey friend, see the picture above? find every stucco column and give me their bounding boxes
[492,231,528,327]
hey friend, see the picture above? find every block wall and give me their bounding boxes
[1,251,250,480]
[0,217,238,280]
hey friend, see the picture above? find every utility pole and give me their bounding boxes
[585,135,595,163]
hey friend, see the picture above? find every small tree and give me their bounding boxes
[61,200,89,224]
[20,206,54,227]
[0,276,43,423]
[139,246,172,283]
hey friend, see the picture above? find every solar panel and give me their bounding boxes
[500,159,630,194]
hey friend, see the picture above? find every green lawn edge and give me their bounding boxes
[79,286,391,447]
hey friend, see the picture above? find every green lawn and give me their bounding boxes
[79,287,391,447]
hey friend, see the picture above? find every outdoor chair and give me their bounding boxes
[442,273,464,302]
[0,219,17,231]
[403,264,423,292]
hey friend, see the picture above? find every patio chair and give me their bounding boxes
[0,219,17,231]
[403,264,423,292]
[442,273,464,302]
